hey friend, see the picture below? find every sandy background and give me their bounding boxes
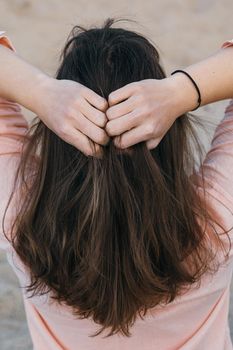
[0,0,233,348]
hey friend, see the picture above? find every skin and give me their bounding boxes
[0,44,109,157]
[0,44,233,155]
[106,45,233,149]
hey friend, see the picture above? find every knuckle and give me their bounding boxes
[105,123,112,135]
[108,93,115,105]
[105,122,118,136]
[135,82,143,93]
[144,123,155,137]
[58,124,70,137]
[130,81,137,90]
[97,131,108,145]
[143,104,151,116]
[99,98,108,110]
[153,120,160,133]
[133,109,142,120]
[78,85,86,95]
[76,96,85,108]
[105,122,115,136]
[106,108,113,120]
[96,112,107,127]
[64,105,74,118]
[90,94,107,111]
[134,94,143,105]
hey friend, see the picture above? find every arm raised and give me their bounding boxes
[0,40,109,156]
[106,42,233,149]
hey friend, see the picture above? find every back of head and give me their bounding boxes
[6,18,228,337]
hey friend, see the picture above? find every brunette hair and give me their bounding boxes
[3,18,231,337]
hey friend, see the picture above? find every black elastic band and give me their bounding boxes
[171,69,201,111]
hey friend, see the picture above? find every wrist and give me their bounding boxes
[0,44,51,111]
[22,71,52,116]
[168,72,200,116]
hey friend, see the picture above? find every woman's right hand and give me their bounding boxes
[0,43,110,157]
[34,77,110,157]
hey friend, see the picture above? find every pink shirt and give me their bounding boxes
[0,33,233,349]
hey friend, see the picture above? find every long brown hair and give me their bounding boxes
[3,18,231,337]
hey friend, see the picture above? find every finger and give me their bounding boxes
[106,111,138,136]
[106,97,135,120]
[61,127,98,156]
[83,87,108,111]
[88,141,103,158]
[108,82,137,106]
[79,98,107,127]
[113,126,152,149]
[75,113,110,145]
[146,138,160,150]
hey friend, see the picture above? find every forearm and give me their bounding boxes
[170,46,233,114]
[0,44,49,113]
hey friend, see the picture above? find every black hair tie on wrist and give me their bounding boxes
[171,69,201,111]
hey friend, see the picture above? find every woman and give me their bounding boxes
[0,18,233,350]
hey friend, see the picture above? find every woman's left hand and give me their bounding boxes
[105,77,195,149]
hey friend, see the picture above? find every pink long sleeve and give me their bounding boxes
[197,99,233,213]
[0,33,29,250]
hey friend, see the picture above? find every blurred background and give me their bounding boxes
[0,0,232,348]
